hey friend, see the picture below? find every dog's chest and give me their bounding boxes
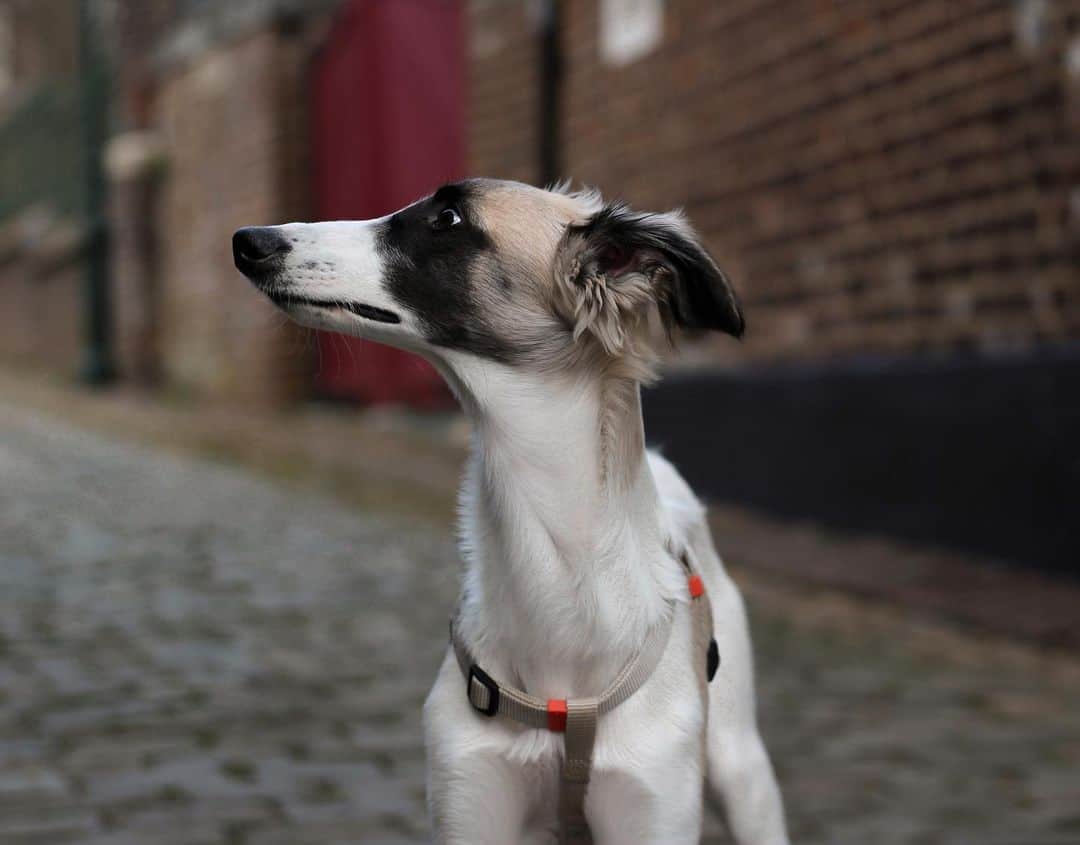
[488,604,708,803]
[460,472,686,700]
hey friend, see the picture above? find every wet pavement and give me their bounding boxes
[1,401,1077,844]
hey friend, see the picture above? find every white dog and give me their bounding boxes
[233,179,789,845]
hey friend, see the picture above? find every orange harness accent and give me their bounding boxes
[547,698,568,732]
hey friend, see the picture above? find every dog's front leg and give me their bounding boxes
[424,651,551,845]
[426,749,539,845]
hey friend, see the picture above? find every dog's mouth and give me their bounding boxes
[267,292,401,324]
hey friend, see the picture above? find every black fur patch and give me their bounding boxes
[378,181,519,362]
[573,203,745,338]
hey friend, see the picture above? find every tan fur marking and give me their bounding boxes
[473,181,599,290]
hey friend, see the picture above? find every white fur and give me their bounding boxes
[256,217,427,351]
[423,359,789,844]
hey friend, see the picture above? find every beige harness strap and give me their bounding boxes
[450,552,717,845]
[560,697,598,844]
[450,611,675,725]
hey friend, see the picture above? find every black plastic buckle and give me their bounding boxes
[467,664,500,717]
[706,638,720,683]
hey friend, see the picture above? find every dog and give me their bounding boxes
[233,179,789,845]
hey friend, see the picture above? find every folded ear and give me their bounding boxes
[553,202,744,357]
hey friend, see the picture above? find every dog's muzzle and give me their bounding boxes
[232,227,291,281]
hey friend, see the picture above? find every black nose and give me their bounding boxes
[233,227,291,274]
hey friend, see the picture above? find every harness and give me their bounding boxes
[449,552,719,845]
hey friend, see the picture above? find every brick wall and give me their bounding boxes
[468,0,541,186]
[468,0,1080,366]
[153,28,312,405]
[107,136,164,386]
[111,0,182,130]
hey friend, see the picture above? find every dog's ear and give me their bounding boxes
[553,202,743,356]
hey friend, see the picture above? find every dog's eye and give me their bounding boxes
[432,207,462,231]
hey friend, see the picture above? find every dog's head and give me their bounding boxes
[233,178,742,387]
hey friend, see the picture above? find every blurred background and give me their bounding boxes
[0,1,1078,843]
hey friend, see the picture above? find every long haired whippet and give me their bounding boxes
[233,179,789,844]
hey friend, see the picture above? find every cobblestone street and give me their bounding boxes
[1,400,1078,845]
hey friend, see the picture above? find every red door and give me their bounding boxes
[310,0,464,406]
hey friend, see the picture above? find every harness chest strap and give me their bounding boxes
[449,558,717,845]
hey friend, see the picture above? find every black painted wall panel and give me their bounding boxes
[643,350,1080,575]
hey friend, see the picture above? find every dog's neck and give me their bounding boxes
[444,360,678,699]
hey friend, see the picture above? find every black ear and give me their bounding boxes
[571,203,745,338]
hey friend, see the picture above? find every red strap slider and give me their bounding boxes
[688,574,705,599]
[547,699,568,732]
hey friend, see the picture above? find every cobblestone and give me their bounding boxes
[1,402,1078,844]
